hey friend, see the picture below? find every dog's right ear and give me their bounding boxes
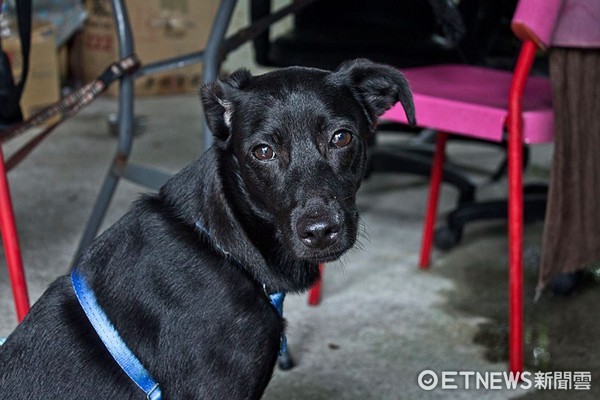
[330,59,415,126]
[200,69,252,141]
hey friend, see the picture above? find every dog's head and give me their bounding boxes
[200,59,414,266]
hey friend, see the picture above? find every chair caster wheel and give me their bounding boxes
[434,226,462,250]
[278,350,295,370]
[549,271,583,296]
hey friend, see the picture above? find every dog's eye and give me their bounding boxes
[330,130,353,148]
[252,144,276,161]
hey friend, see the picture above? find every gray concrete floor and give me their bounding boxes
[1,3,599,398]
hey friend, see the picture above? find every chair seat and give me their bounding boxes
[381,64,553,143]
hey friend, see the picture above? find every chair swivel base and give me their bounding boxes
[367,147,476,205]
[434,184,547,250]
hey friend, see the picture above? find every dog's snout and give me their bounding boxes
[296,216,341,250]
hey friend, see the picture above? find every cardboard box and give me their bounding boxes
[78,0,220,96]
[3,21,61,119]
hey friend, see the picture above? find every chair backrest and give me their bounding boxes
[511,0,563,48]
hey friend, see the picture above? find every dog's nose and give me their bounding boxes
[296,217,341,249]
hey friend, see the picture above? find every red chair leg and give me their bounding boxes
[419,132,448,268]
[507,120,524,374]
[0,148,30,322]
[307,263,325,306]
[506,40,537,374]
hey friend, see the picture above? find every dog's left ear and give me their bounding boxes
[200,69,252,141]
[330,58,416,126]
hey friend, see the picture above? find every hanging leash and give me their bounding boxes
[0,55,140,172]
[71,268,162,400]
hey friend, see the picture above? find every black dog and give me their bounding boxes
[0,59,414,399]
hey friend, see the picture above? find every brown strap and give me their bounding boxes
[1,56,139,171]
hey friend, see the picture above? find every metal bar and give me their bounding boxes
[202,0,238,150]
[74,0,137,259]
[0,147,30,321]
[419,132,448,268]
[136,51,205,77]
[119,163,172,191]
[507,39,537,375]
[112,0,136,157]
[307,263,325,306]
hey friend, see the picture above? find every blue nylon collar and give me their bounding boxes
[267,291,287,355]
[71,269,162,400]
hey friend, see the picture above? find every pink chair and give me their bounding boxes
[380,0,562,373]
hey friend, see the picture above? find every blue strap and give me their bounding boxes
[71,269,162,400]
[268,292,287,355]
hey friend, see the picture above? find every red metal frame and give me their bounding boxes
[0,148,30,322]
[419,132,448,269]
[307,263,325,306]
[506,39,537,374]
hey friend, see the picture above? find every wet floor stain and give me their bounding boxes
[433,224,600,399]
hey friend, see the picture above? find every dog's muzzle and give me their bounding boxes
[290,194,353,260]
[295,213,341,250]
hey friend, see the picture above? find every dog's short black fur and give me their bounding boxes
[0,59,414,399]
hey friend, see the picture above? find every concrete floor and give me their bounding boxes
[1,4,599,398]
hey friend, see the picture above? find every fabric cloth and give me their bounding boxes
[538,0,600,288]
[552,0,600,47]
[538,47,600,288]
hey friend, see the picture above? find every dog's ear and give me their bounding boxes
[331,58,416,126]
[200,69,252,141]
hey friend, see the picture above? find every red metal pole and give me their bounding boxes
[419,132,448,268]
[0,146,30,322]
[507,39,537,374]
[307,263,325,306]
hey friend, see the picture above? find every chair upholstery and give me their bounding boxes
[549,0,600,47]
[381,65,553,143]
[512,0,563,48]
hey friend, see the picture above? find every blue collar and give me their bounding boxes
[267,291,287,355]
[71,269,162,400]
[71,268,287,397]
